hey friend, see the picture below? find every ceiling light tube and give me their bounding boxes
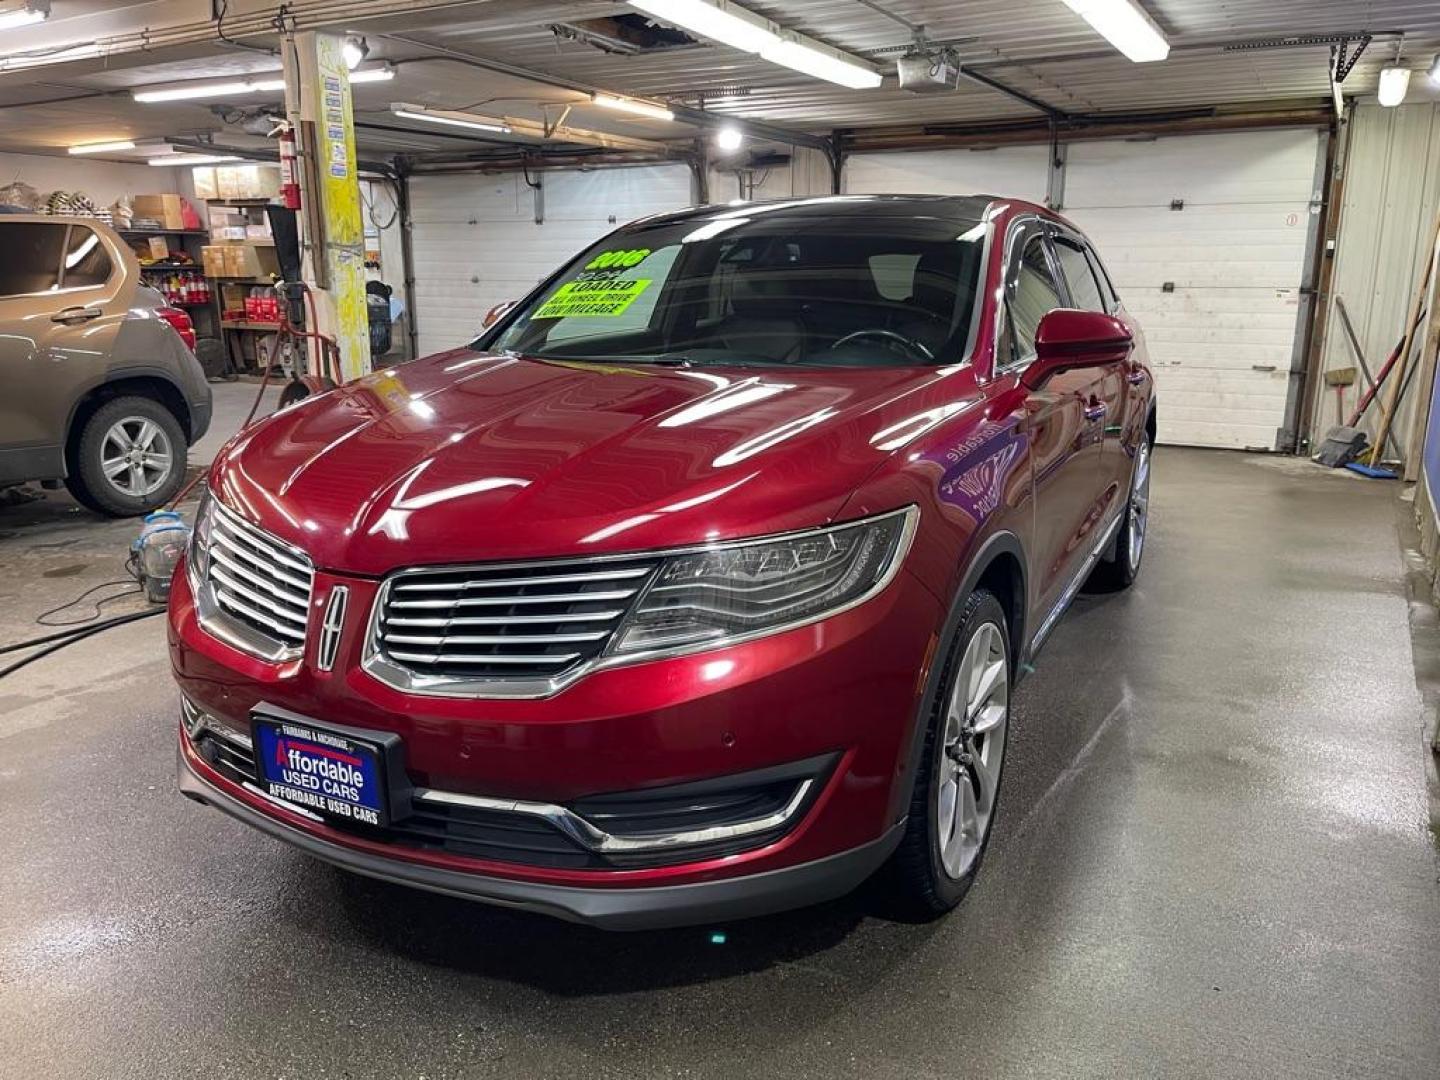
[349,64,395,85]
[134,80,256,103]
[1378,66,1411,107]
[68,139,137,155]
[590,93,675,121]
[147,154,242,167]
[0,0,48,33]
[629,0,778,54]
[761,37,882,89]
[1061,0,1169,63]
[390,103,512,134]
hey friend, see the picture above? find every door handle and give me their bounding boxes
[51,306,103,324]
[1083,400,1108,422]
[1126,368,1147,385]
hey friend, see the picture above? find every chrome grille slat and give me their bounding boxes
[373,558,657,685]
[203,504,316,653]
[387,650,583,666]
[393,567,651,591]
[390,588,639,609]
[385,611,624,627]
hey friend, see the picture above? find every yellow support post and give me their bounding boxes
[285,31,370,381]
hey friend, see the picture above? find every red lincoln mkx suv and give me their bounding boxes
[169,195,1154,929]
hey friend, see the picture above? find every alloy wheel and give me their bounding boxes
[936,620,1009,880]
[1128,440,1151,571]
[100,417,174,499]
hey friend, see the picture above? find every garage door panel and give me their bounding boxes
[845,148,1048,202]
[410,165,693,359]
[1152,366,1291,449]
[1066,129,1323,207]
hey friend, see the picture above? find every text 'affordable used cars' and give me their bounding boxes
[170,195,1154,929]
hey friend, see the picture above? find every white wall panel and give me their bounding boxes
[843,147,1049,203]
[1065,128,1324,449]
[409,165,693,357]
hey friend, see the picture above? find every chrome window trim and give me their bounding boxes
[192,499,315,664]
[361,505,919,700]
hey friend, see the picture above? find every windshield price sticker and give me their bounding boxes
[535,278,652,319]
[584,248,650,271]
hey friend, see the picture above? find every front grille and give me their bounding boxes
[206,505,315,650]
[373,558,658,683]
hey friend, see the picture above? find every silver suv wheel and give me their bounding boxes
[100,417,175,499]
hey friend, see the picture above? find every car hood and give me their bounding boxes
[210,350,978,574]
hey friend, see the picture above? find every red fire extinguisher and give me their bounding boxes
[278,123,301,210]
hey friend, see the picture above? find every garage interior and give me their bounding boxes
[3,2,1440,1077]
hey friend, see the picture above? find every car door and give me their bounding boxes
[1051,231,1130,520]
[0,220,127,483]
[1000,223,1108,623]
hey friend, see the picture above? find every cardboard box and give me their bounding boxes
[201,245,228,277]
[191,167,217,200]
[215,226,247,242]
[244,223,271,241]
[223,243,278,279]
[208,207,244,231]
[145,237,169,261]
[132,194,185,231]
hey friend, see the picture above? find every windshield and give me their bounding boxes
[485,208,987,368]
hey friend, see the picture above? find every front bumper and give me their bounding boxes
[169,550,942,922]
[178,736,904,929]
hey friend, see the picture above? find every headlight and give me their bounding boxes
[186,490,215,593]
[608,507,916,656]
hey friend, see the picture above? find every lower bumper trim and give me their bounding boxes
[178,746,904,931]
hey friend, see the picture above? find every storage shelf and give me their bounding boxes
[221,320,281,331]
[120,228,209,238]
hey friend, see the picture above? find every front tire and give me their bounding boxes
[888,588,1011,917]
[1094,435,1152,590]
[65,396,187,517]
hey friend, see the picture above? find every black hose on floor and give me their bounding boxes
[0,608,165,679]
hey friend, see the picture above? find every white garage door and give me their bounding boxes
[844,146,1049,203]
[1063,130,1323,450]
[409,165,694,358]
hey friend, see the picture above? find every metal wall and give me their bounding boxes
[1314,102,1440,456]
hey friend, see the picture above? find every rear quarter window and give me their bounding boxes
[0,222,66,297]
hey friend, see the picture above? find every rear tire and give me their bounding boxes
[65,396,187,517]
[887,588,1011,918]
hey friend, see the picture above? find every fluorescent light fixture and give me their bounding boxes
[590,93,674,121]
[1378,65,1411,106]
[629,0,778,54]
[390,103,512,134]
[147,154,242,167]
[349,64,395,84]
[134,80,254,103]
[68,140,137,155]
[715,125,743,152]
[761,37,881,89]
[342,35,369,70]
[0,0,48,33]
[1061,0,1169,63]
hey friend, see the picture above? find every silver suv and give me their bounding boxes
[0,214,212,516]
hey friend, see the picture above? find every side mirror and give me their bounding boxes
[481,299,517,330]
[1020,309,1133,390]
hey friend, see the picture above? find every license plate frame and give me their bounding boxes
[250,705,407,828]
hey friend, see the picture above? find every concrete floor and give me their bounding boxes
[1,447,1437,1079]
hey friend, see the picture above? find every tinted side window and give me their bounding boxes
[1085,246,1119,311]
[61,226,113,289]
[1008,235,1064,362]
[1054,238,1106,312]
[0,222,65,297]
